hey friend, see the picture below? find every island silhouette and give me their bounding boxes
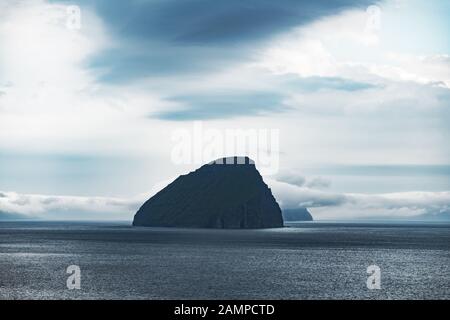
[133,156,286,228]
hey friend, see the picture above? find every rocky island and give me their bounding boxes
[133,156,284,228]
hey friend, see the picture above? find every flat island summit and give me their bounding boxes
[133,156,284,228]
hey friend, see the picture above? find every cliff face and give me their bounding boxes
[133,157,284,228]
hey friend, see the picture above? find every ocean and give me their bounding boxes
[0,221,449,299]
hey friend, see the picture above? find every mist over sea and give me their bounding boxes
[0,220,449,300]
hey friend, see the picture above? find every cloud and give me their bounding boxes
[275,171,306,187]
[153,92,287,121]
[0,0,176,156]
[257,3,450,88]
[314,192,450,220]
[157,0,373,44]
[0,179,175,220]
[306,177,331,189]
[2,183,448,221]
[269,180,347,208]
[0,1,109,88]
[0,1,109,150]
[370,53,450,88]
[275,172,331,189]
[0,191,140,219]
[285,76,377,92]
[71,0,374,82]
[268,179,450,220]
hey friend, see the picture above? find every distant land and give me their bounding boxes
[0,211,28,220]
[282,208,313,222]
[133,156,285,228]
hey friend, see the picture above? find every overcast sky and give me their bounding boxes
[0,0,449,221]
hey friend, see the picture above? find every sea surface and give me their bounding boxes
[0,220,449,300]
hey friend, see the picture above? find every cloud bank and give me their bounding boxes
[0,191,140,220]
[269,180,450,220]
[1,183,449,221]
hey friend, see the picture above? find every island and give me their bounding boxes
[133,156,284,228]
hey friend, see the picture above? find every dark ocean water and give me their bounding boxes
[0,221,449,300]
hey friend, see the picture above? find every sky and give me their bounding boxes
[0,0,449,221]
